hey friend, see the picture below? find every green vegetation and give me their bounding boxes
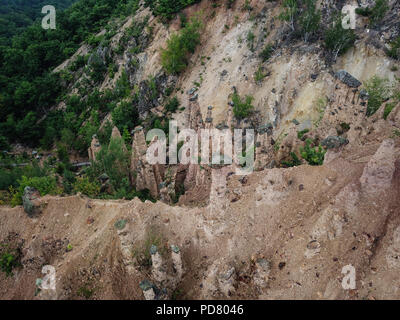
[279,0,297,31]
[281,152,302,168]
[355,0,389,26]
[11,175,59,206]
[383,103,396,120]
[260,44,274,62]
[88,135,130,194]
[300,139,326,166]
[132,228,166,267]
[0,241,21,277]
[161,16,203,74]
[0,0,77,45]
[298,0,320,42]
[388,37,400,60]
[364,76,392,116]
[0,0,142,150]
[232,92,255,119]
[324,13,356,60]
[0,251,20,277]
[165,97,180,113]
[254,66,267,83]
[369,0,389,26]
[246,31,256,51]
[297,129,309,139]
[278,0,320,41]
[73,177,101,198]
[77,285,94,299]
[144,0,200,21]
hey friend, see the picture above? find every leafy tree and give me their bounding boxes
[88,135,130,192]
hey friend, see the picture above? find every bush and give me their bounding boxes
[73,177,101,198]
[297,129,309,139]
[165,97,180,113]
[387,37,400,60]
[145,0,200,21]
[254,66,267,83]
[300,139,326,166]
[112,100,140,134]
[383,102,395,120]
[299,0,320,42]
[232,92,254,119]
[281,152,302,168]
[324,13,356,60]
[364,76,392,116]
[11,175,58,206]
[161,16,203,74]
[369,0,389,27]
[246,31,256,51]
[260,44,274,62]
[0,251,20,277]
[279,0,297,31]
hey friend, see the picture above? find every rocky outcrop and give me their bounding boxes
[22,187,42,216]
[130,126,160,198]
[88,135,101,162]
[335,70,362,88]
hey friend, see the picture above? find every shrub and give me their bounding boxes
[383,102,395,120]
[260,44,274,62]
[165,97,180,113]
[279,0,297,31]
[161,16,202,74]
[364,76,392,116]
[145,0,200,21]
[73,177,101,198]
[11,175,58,206]
[324,13,356,60]
[387,37,400,60]
[369,0,389,27]
[281,152,302,167]
[232,92,254,119]
[0,251,20,277]
[299,0,320,42]
[355,7,372,17]
[297,129,309,139]
[300,139,326,166]
[246,31,256,51]
[254,66,267,83]
[112,100,140,134]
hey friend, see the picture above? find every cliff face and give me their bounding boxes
[1,0,400,299]
[0,134,399,300]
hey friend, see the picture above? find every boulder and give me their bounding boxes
[22,186,42,215]
[321,136,349,149]
[335,70,362,88]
